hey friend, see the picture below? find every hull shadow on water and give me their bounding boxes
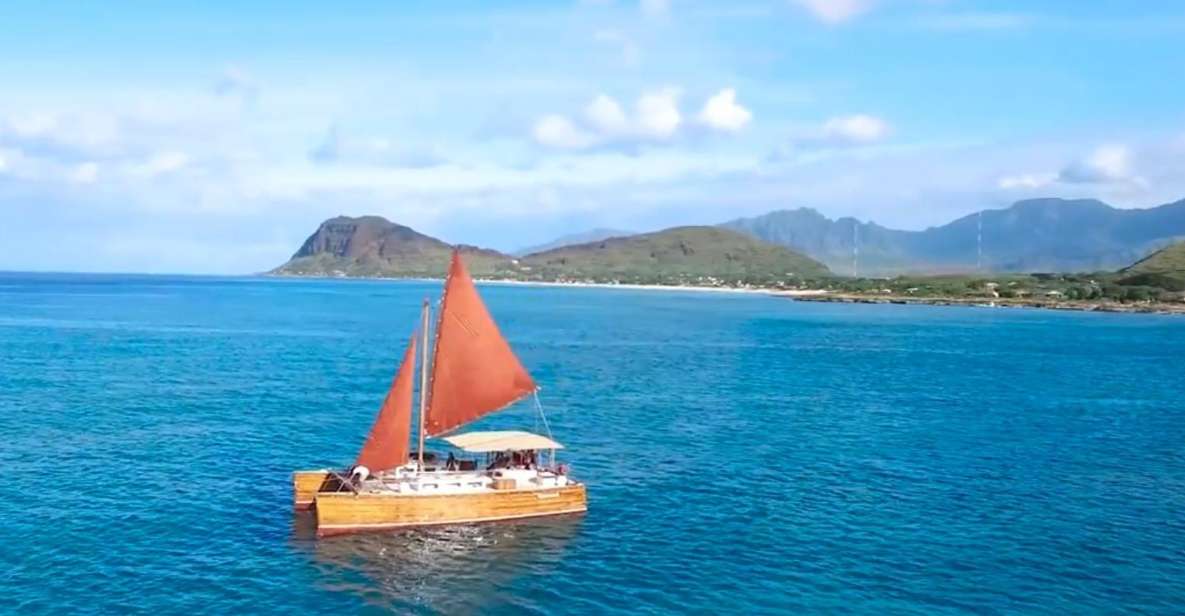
[290,511,585,613]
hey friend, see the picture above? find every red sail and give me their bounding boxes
[355,335,417,472]
[425,251,537,436]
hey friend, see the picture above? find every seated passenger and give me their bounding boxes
[487,453,509,470]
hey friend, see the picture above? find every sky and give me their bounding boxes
[1,0,1183,274]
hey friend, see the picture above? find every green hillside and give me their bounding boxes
[519,226,829,284]
[1116,241,1185,291]
[1123,241,1185,275]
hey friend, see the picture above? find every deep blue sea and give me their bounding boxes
[2,273,1184,614]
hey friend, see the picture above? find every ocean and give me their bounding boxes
[2,272,1183,614]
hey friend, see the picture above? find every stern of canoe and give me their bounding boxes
[292,470,335,510]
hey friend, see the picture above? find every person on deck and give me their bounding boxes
[350,465,370,487]
[487,452,509,470]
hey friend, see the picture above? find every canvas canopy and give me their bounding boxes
[442,430,563,453]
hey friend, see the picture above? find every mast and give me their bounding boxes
[417,298,429,469]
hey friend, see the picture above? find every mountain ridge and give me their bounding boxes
[271,217,828,282]
[513,228,634,257]
[722,197,1185,275]
[273,196,1185,280]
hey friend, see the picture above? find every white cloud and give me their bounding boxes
[584,95,630,135]
[998,143,1161,195]
[0,100,265,193]
[791,0,875,24]
[769,114,892,161]
[310,125,448,167]
[696,88,752,132]
[913,12,1036,31]
[640,0,670,17]
[309,125,344,162]
[134,151,189,177]
[531,115,599,149]
[1,111,123,161]
[214,65,258,103]
[8,113,57,137]
[635,88,682,139]
[822,114,889,144]
[0,144,58,182]
[782,114,890,152]
[532,87,752,150]
[71,162,100,184]
[531,88,673,150]
[593,29,641,66]
[997,172,1055,190]
[1059,144,1134,184]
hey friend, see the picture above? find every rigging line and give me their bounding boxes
[532,391,554,441]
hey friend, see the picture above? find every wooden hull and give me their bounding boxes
[314,483,588,536]
[293,470,336,510]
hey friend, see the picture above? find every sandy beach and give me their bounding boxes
[476,278,830,297]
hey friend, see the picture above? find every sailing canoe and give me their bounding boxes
[293,251,586,534]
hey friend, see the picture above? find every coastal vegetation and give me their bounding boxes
[800,269,1185,305]
[790,244,1185,312]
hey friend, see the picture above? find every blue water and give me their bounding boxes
[2,273,1184,614]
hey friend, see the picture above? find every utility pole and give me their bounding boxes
[852,221,860,278]
[977,210,983,272]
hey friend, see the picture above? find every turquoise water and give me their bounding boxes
[2,273,1184,614]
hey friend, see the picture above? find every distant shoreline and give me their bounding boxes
[474,278,830,297]
[267,272,828,296]
[265,273,1184,314]
[484,281,1185,313]
[791,293,1185,315]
